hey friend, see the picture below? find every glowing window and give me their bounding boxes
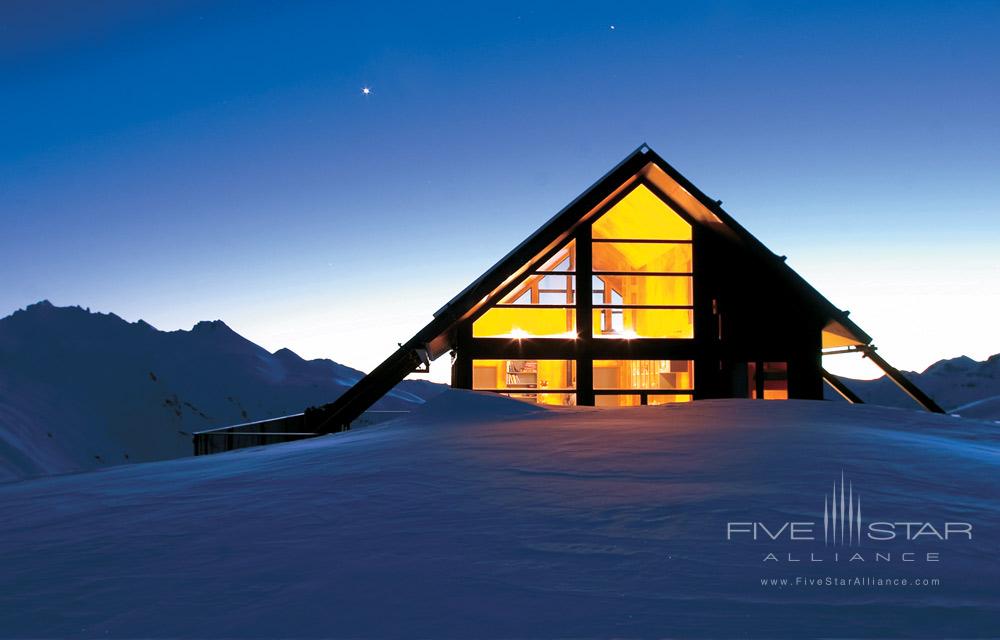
[473,307,576,338]
[592,242,692,273]
[595,394,642,407]
[472,359,576,406]
[503,393,576,406]
[593,275,692,306]
[593,360,694,390]
[501,274,575,305]
[590,184,694,340]
[592,184,692,240]
[648,394,693,405]
[473,241,577,338]
[592,308,693,339]
[535,241,576,272]
[748,362,788,400]
[593,393,693,407]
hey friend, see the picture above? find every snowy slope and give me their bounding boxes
[828,353,1000,418]
[0,393,996,638]
[0,301,442,482]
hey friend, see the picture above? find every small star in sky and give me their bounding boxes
[609,24,616,31]
[361,86,372,96]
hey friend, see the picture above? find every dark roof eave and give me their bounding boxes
[639,148,873,345]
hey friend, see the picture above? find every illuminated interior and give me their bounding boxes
[472,307,576,339]
[647,394,693,405]
[593,359,694,406]
[473,184,695,341]
[473,241,577,338]
[592,241,692,272]
[472,359,576,405]
[468,182,703,406]
[748,361,788,400]
[593,359,694,389]
[592,185,694,339]
[592,184,692,241]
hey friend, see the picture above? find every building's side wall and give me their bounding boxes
[693,231,827,401]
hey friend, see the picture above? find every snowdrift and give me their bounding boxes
[0,392,996,638]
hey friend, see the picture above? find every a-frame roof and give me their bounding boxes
[312,145,879,431]
[426,143,870,357]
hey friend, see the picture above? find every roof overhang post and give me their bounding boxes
[860,346,946,413]
[821,368,864,404]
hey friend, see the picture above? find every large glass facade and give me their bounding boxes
[591,185,694,339]
[468,183,699,405]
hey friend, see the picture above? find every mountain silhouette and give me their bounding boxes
[828,353,1000,419]
[0,301,442,481]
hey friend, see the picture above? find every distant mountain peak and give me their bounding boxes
[191,319,234,333]
[273,347,304,362]
[922,355,980,376]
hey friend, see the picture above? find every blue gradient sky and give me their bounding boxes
[2,1,998,382]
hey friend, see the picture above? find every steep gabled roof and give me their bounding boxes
[310,144,881,431]
[428,143,870,355]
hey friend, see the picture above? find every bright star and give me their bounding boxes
[361,86,372,96]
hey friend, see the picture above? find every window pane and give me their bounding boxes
[593,360,694,390]
[473,307,576,338]
[473,359,576,390]
[502,392,576,407]
[648,394,693,405]
[535,240,576,272]
[592,184,692,240]
[473,359,577,406]
[763,362,788,400]
[592,308,694,339]
[593,275,692,306]
[596,394,642,407]
[593,242,692,273]
[500,275,575,305]
[748,361,788,400]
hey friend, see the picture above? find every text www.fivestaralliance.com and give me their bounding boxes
[761,577,941,588]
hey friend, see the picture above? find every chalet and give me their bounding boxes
[194,145,941,454]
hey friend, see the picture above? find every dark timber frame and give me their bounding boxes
[195,144,943,455]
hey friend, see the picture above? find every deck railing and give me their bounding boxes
[192,410,409,456]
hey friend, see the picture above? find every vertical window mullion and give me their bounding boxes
[576,226,594,405]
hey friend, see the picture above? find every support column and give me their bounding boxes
[575,226,594,405]
[450,325,473,389]
[822,369,864,404]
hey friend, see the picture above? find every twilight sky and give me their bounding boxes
[2,1,998,383]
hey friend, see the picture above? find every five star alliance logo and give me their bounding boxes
[725,471,973,563]
[824,471,862,546]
